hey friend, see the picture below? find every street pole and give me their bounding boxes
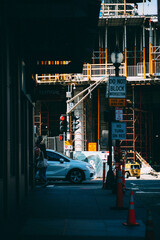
[105,109,115,189]
[115,63,120,77]
[63,132,65,155]
[105,46,123,189]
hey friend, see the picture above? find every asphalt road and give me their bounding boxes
[125,174,160,240]
[44,174,160,240]
[3,174,159,240]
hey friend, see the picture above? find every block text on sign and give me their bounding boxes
[108,76,126,98]
[112,122,126,140]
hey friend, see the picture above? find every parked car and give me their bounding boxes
[36,149,95,184]
[125,162,141,179]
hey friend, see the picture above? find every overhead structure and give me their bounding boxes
[34,1,160,163]
[4,0,100,74]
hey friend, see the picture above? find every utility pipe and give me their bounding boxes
[143,24,146,79]
[124,23,127,77]
[98,88,100,150]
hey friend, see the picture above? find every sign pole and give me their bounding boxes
[63,132,65,155]
[105,76,126,190]
[105,48,126,190]
[105,108,115,189]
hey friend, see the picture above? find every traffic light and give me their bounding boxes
[102,130,109,146]
[72,114,80,132]
[104,110,115,122]
[59,134,63,141]
[59,114,67,133]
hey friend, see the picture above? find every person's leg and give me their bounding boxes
[43,167,47,182]
[39,168,44,183]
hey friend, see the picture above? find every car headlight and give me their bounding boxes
[86,165,94,170]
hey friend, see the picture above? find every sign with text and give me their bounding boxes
[112,122,126,140]
[88,142,97,151]
[115,107,123,121]
[65,141,73,150]
[108,76,126,98]
[109,98,126,107]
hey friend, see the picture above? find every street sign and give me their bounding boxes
[65,141,73,150]
[108,76,126,98]
[112,122,126,140]
[88,142,97,151]
[109,98,126,107]
[115,107,123,121]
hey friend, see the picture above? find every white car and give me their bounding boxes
[36,149,95,184]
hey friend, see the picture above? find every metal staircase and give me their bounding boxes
[120,86,150,162]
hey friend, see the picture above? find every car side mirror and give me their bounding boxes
[59,158,64,164]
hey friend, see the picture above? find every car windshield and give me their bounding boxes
[46,150,74,162]
[131,165,140,169]
[56,152,74,161]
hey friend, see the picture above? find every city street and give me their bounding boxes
[126,174,160,240]
[3,173,158,240]
[39,174,160,240]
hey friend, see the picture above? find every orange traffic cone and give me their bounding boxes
[123,190,139,226]
[122,156,125,190]
[145,209,154,240]
[116,164,123,208]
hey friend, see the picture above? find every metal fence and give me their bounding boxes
[99,2,136,17]
[127,62,150,77]
[82,63,125,79]
[46,136,63,154]
[36,61,160,84]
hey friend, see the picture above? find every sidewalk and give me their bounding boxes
[2,180,146,240]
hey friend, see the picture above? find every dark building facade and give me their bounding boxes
[0,0,100,219]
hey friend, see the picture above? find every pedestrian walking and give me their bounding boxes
[132,3,138,16]
[35,136,48,185]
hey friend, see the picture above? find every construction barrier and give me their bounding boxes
[145,209,154,240]
[122,156,125,190]
[102,161,107,189]
[123,190,139,226]
[116,164,123,208]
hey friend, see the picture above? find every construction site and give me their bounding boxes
[34,1,160,173]
[2,3,160,237]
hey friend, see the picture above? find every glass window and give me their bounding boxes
[47,151,61,162]
[47,151,70,162]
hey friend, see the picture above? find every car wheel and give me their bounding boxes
[125,172,130,178]
[68,169,84,184]
[136,176,140,179]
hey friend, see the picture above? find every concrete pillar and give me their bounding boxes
[124,23,127,77]
[143,24,146,79]
[149,19,153,75]
[74,88,84,152]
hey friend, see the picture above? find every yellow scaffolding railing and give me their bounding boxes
[36,63,125,84]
